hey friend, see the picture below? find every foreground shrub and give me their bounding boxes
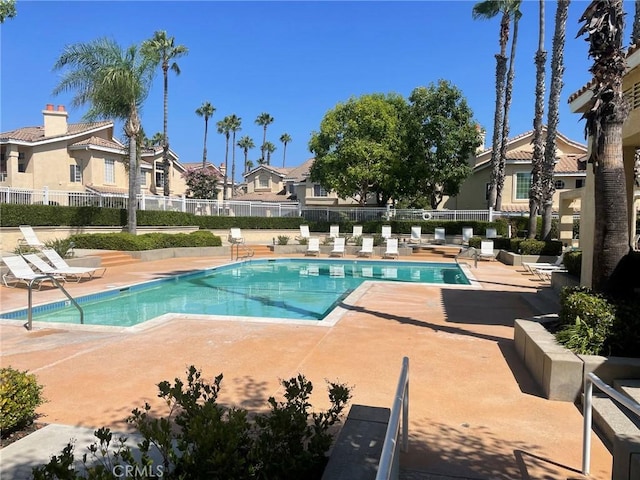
[32,366,351,480]
[563,250,582,278]
[0,367,45,434]
[69,231,222,251]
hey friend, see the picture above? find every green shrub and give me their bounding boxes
[563,250,582,278]
[44,238,76,258]
[68,232,222,250]
[606,296,640,357]
[298,237,308,245]
[555,316,610,356]
[277,235,290,245]
[0,367,45,434]
[32,366,351,480]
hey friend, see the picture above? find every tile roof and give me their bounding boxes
[285,158,314,182]
[246,164,290,178]
[70,136,124,150]
[555,154,587,173]
[0,121,112,143]
[86,185,128,195]
[233,190,294,202]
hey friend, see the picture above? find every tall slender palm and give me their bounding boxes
[53,37,155,234]
[141,31,188,196]
[263,141,276,166]
[472,0,521,209]
[633,0,640,43]
[255,112,274,164]
[237,135,255,175]
[195,101,215,168]
[217,117,232,200]
[540,0,570,240]
[149,132,164,146]
[528,0,546,239]
[227,114,242,197]
[496,1,522,210]
[279,133,292,168]
[578,0,629,292]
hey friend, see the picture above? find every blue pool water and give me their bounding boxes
[1,259,470,326]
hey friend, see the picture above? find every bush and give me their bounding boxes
[517,239,563,255]
[44,238,76,258]
[0,367,45,434]
[32,366,351,480]
[277,235,290,245]
[563,250,582,278]
[68,231,222,251]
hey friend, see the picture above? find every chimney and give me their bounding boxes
[43,104,68,137]
[219,162,226,175]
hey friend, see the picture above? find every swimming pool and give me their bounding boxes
[0,259,471,327]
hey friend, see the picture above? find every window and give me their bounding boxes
[69,164,82,183]
[156,171,165,188]
[514,172,531,200]
[18,152,25,173]
[576,179,585,188]
[140,171,147,186]
[485,182,491,201]
[258,176,269,188]
[313,184,328,197]
[104,158,115,183]
[0,154,6,181]
[554,180,565,190]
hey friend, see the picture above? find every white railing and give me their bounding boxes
[582,372,640,475]
[301,207,494,223]
[376,356,409,480]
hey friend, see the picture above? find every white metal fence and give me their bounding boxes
[1,186,517,221]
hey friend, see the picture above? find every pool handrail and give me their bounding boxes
[376,356,409,480]
[582,372,640,475]
[27,275,83,330]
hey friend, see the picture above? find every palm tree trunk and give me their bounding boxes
[223,136,229,201]
[541,0,569,240]
[125,108,140,235]
[163,65,170,196]
[529,0,546,239]
[262,127,267,164]
[633,0,640,43]
[231,131,237,198]
[488,54,507,209]
[202,118,209,168]
[496,13,520,211]
[282,143,287,168]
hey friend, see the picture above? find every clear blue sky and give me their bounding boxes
[0,1,636,181]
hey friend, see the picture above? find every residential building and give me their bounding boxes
[0,104,189,202]
[447,127,588,212]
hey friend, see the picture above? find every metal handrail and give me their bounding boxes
[26,275,83,330]
[376,356,409,480]
[455,246,478,268]
[582,372,640,475]
[231,243,254,261]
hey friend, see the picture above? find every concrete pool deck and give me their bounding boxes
[0,251,612,479]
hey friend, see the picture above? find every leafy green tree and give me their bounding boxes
[53,38,155,234]
[309,93,406,206]
[217,116,232,200]
[280,133,292,168]
[578,0,629,292]
[255,112,274,164]
[528,0,546,239]
[401,81,481,209]
[237,135,255,175]
[0,0,16,22]
[227,114,242,197]
[473,0,522,210]
[141,31,188,196]
[196,101,216,168]
[183,167,219,200]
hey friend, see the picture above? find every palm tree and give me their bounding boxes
[149,132,164,146]
[496,1,522,210]
[53,37,155,234]
[195,101,215,168]
[279,133,292,168]
[528,0,546,239]
[255,112,274,164]
[217,116,232,200]
[472,0,521,210]
[633,0,640,43]
[227,114,242,197]
[578,0,629,292]
[263,141,276,166]
[540,0,570,240]
[141,31,188,197]
[237,135,255,175]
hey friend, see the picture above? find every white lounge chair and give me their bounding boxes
[522,252,566,275]
[296,225,310,242]
[381,225,392,240]
[2,255,65,289]
[462,227,474,245]
[329,225,340,239]
[306,237,320,256]
[409,226,422,245]
[228,228,244,244]
[329,237,345,257]
[478,241,496,261]
[382,238,399,259]
[434,227,446,245]
[41,249,106,280]
[351,225,363,238]
[358,237,374,257]
[18,225,45,251]
[486,228,497,239]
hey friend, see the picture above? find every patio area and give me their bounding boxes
[0,251,612,479]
